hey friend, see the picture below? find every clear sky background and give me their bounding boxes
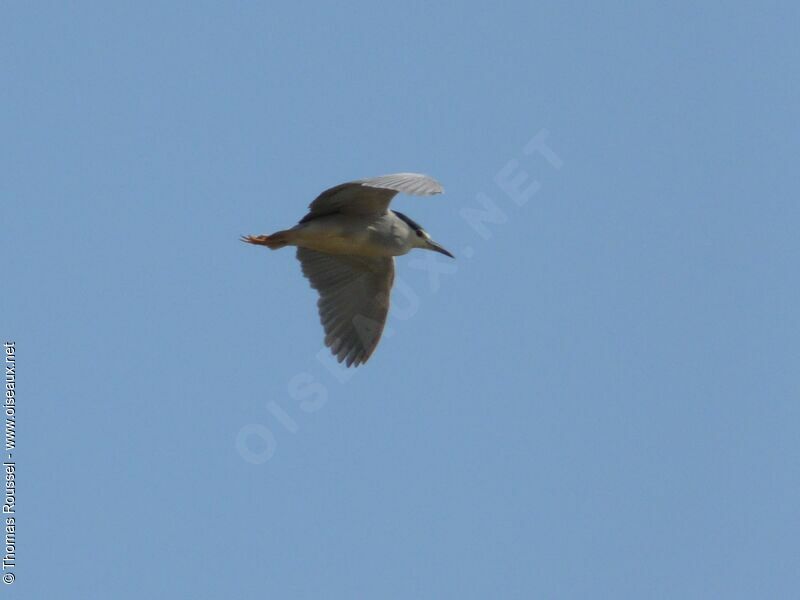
[3,2,799,598]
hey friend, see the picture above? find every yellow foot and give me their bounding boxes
[241,235,271,245]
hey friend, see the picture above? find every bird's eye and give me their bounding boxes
[416,230,424,237]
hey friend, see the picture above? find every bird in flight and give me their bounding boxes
[242,172,454,367]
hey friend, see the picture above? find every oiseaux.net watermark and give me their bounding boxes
[235,130,564,465]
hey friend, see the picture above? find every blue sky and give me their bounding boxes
[3,2,799,598]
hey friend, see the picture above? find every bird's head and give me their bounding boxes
[413,227,454,258]
[394,210,454,258]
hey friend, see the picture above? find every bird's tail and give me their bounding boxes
[240,231,291,250]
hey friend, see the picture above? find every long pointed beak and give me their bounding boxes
[427,240,455,258]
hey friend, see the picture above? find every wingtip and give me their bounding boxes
[360,173,445,196]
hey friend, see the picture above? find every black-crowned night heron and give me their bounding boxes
[242,173,453,367]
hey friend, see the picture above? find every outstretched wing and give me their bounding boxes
[296,248,394,367]
[300,172,443,223]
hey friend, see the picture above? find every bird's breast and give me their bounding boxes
[291,215,410,257]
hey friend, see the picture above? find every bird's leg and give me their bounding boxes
[240,231,291,250]
[240,234,270,245]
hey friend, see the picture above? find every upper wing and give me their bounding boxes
[300,173,443,223]
[297,248,395,367]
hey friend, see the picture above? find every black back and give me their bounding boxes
[392,210,424,234]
